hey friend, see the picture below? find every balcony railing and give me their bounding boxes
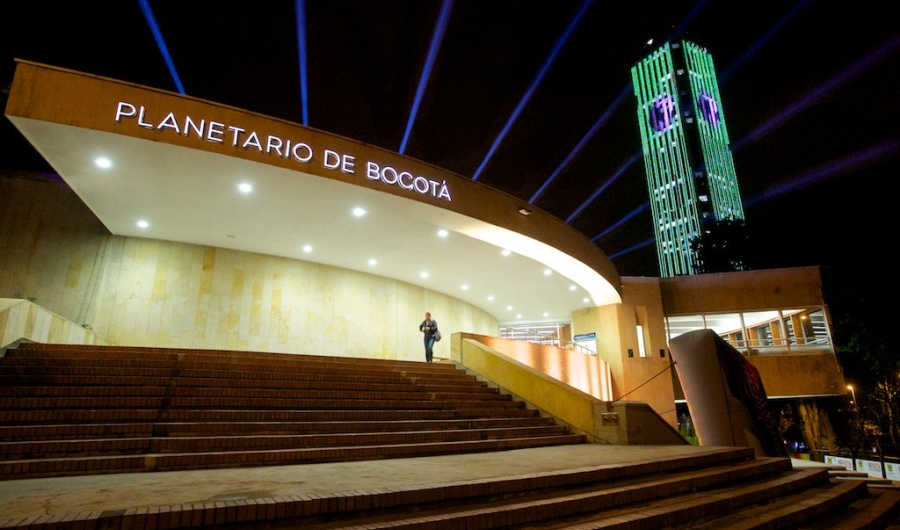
[499,328,596,356]
[724,336,833,355]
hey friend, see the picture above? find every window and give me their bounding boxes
[665,308,831,355]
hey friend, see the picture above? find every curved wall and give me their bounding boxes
[5,61,621,314]
[0,173,497,359]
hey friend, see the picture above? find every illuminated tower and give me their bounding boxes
[631,40,745,277]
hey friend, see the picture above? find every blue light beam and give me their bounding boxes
[744,138,900,208]
[400,0,454,155]
[592,202,649,242]
[536,0,710,211]
[608,237,656,260]
[734,35,900,152]
[718,0,813,84]
[295,0,310,125]
[529,86,632,203]
[137,0,185,94]
[471,0,594,181]
[565,152,641,224]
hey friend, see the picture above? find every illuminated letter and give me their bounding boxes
[114,102,137,123]
[241,131,263,151]
[438,180,452,201]
[228,126,246,147]
[137,106,153,129]
[340,154,355,174]
[266,135,284,157]
[366,161,380,180]
[183,116,205,137]
[157,112,180,134]
[381,166,399,184]
[291,142,313,163]
[207,121,225,143]
[323,150,340,169]
[413,176,430,194]
[398,171,414,190]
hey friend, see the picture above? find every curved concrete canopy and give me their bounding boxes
[5,60,621,324]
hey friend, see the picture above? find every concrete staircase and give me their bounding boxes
[3,343,900,529]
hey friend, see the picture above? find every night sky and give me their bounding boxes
[2,0,897,281]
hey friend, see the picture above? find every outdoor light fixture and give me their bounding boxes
[517,207,532,216]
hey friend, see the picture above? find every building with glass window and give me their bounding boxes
[632,40,745,277]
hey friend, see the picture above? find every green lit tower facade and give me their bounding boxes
[631,40,745,277]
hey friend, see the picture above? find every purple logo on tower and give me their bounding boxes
[649,95,677,133]
[697,90,720,127]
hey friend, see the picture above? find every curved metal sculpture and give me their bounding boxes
[669,329,786,458]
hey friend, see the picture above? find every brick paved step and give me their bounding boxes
[4,441,896,530]
[250,465,869,530]
[0,450,801,530]
[0,362,471,384]
[6,343,467,376]
[0,377,499,395]
[0,424,573,458]
[0,343,581,481]
[0,393,521,411]
[0,416,555,440]
[0,406,543,427]
[0,433,585,479]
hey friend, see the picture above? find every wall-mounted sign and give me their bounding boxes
[113,101,451,201]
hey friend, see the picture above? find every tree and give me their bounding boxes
[824,262,899,454]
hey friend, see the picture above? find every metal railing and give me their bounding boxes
[499,327,596,356]
[724,336,833,355]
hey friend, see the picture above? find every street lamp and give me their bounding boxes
[847,384,857,408]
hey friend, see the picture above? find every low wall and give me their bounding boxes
[452,333,686,445]
[0,298,106,354]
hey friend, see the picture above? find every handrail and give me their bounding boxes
[724,336,833,356]
[499,327,596,356]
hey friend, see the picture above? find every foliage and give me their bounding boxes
[823,262,899,453]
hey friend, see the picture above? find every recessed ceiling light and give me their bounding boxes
[516,314,523,319]
[487,295,494,301]
[437,229,448,238]
[543,312,549,317]
[136,220,149,228]
[461,284,469,290]
[420,271,429,278]
[583,297,590,303]
[302,245,313,253]
[501,249,511,256]
[368,258,377,266]
[95,157,112,169]
[543,269,552,276]
[352,207,366,217]
[238,182,252,193]
[506,305,513,311]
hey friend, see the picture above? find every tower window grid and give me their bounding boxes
[631,40,745,277]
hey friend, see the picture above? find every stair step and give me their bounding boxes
[0,425,573,458]
[0,344,586,481]
[0,434,586,479]
[0,417,556,440]
[7,344,899,530]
